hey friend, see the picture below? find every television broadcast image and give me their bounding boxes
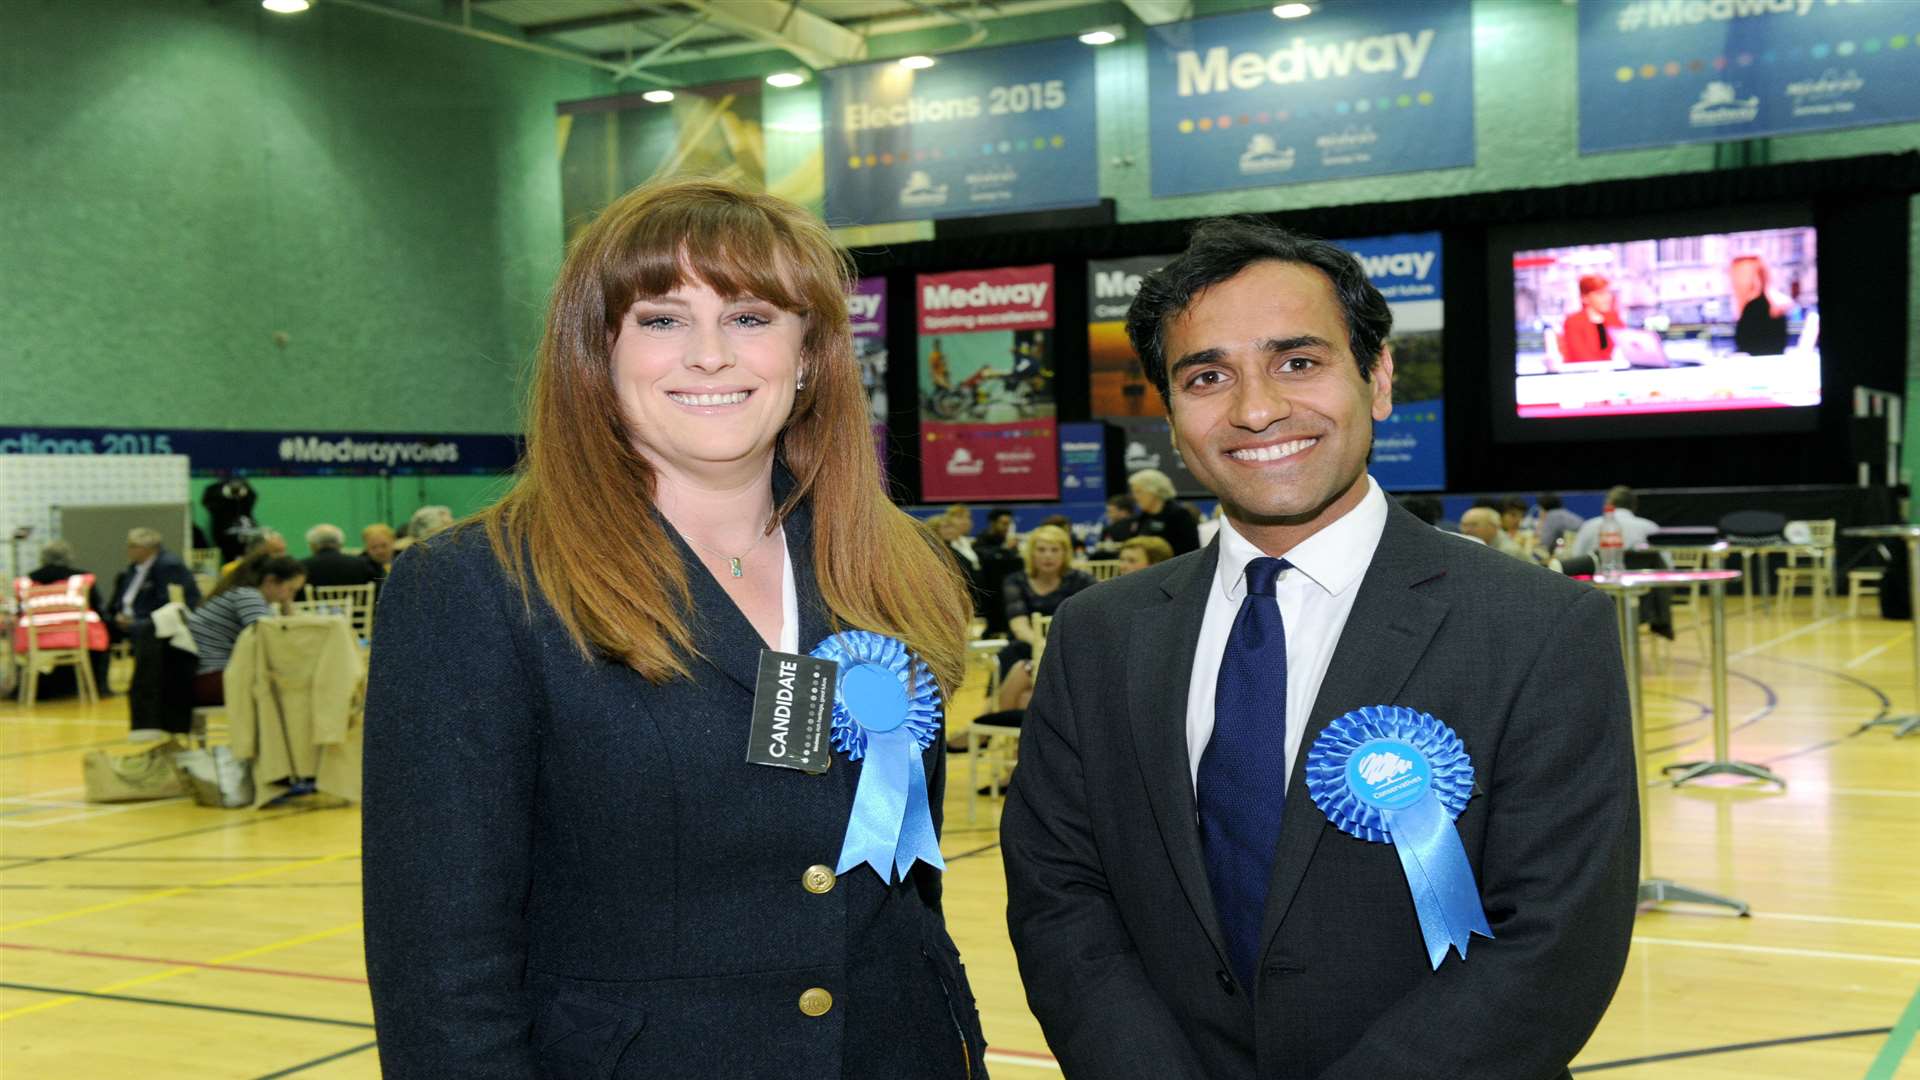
[1512,226,1820,419]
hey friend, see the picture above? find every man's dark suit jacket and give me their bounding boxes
[1002,502,1638,1080]
[301,548,380,590]
[108,549,201,631]
[362,499,987,1080]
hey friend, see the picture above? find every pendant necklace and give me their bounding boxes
[681,518,778,578]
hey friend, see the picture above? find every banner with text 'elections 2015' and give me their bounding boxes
[822,38,1098,226]
[1145,0,1474,197]
[1084,233,1446,491]
[917,265,1058,501]
[1579,0,1920,152]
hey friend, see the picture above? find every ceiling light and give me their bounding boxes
[1272,3,1312,17]
[898,55,936,70]
[1078,29,1119,46]
[262,0,310,12]
[765,71,806,88]
[642,89,675,104]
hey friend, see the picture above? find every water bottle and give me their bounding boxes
[1597,504,1626,575]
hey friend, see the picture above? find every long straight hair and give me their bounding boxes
[483,179,969,693]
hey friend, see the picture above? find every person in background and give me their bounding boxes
[1499,496,1529,541]
[1116,536,1175,574]
[404,505,454,545]
[1569,485,1660,558]
[25,540,109,697]
[1399,494,1443,528]
[1729,254,1792,355]
[110,527,201,639]
[1095,495,1139,554]
[220,528,286,577]
[1462,507,1526,558]
[1000,523,1095,677]
[1534,492,1585,555]
[974,508,1023,639]
[301,524,380,591]
[187,553,306,706]
[1560,274,1624,364]
[1129,468,1200,555]
[1040,514,1088,557]
[361,524,398,579]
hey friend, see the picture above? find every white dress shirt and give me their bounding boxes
[1185,475,1389,792]
[779,526,798,653]
[1567,509,1659,558]
[120,554,157,616]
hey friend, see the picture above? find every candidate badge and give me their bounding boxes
[1305,705,1493,969]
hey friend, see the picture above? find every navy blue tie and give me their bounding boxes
[1197,556,1291,991]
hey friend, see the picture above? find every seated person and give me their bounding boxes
[1116,536,1174,574]
[111,527,202,639]
[1129,469,1200,555]
[999,524,1095,677]
[1460,507,1524,558]
[220,528,286,577]
[1093,495,1138,555]
[187,553,306,706]
[22,540,109,698]
[301,524,379,592]
[1568,485,1661,557]
[361,524,397,581]
[1040,514,1088,557]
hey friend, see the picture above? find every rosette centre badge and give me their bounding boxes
[1307,705,1493,969]
[811,632,945,883]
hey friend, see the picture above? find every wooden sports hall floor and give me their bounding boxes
[2,595,1916,1079]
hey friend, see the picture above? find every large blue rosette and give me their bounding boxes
[810,631,946,883]
[1306,705,1493,970]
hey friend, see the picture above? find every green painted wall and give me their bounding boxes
[1,0,607,548]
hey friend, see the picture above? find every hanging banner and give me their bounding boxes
[1579,0,1920,152]
[917,265,1058,501]
[1084,232,1445,491]
[851,276,889,471]
[822,38,1099,226]
[1145,0,1474,197]
[1057,421,1107,501]
[557,81,766,237]
[0,426,519,476]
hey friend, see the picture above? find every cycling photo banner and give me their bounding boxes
[916,264,1059,501]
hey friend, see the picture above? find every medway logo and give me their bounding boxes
[1357,249,1437,281]
[922,280,1051,310]
[1688,81,1759,127]
[900,171,949,208]
[1176,29,1437,96]
[946,448,985,476]
[1239,134,1296,175]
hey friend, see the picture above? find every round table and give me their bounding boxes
[1591,567,1754,915]
[1840,525,1920,737]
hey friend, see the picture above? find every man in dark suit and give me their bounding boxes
[300,523,380,592]
[109,527,201,637]
[1002,219,1638,1080]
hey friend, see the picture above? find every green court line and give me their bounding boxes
[1865,980,1920,1080]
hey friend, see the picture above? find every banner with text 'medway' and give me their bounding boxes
[1579,0,1920,152]
[1145,0,1474,197]
[851,276,888,472]
[917,265,1058,501]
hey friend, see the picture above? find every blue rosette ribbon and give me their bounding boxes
[810,631,946,883]
[1305,705,1493,970]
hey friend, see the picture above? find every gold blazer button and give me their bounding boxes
[798,987,834,1017]
[803,865,837,894]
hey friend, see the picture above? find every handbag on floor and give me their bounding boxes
[171,745,254,809]
[82,741,188,803]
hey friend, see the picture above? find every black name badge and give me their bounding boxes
[746,650,836,774]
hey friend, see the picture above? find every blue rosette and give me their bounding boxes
[1305,705,1493,969]
[810,631,945,883]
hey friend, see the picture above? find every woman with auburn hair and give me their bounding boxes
[362,179,985,1079]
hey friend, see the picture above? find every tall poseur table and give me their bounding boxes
[1841,524,1920,737]
[1592,569,1751,915]
[1660,549,1789,790]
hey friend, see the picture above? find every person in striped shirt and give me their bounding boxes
[187,552,306,705]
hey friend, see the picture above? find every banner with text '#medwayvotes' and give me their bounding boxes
[1145,0,1474,196]
[917,265,1058,501]
[1579,0,1920,152]
[822,37,1099,226]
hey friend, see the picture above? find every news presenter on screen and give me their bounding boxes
[361,179,988,1079]
[1559,274,1624,364]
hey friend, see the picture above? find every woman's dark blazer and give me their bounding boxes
[362,498,988,1079]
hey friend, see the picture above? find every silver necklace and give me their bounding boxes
[681,518,778,578]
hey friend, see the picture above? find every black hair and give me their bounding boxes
[1537,492,1563,511]
[1125,216,1393,402]
[1106,494,1135,511]
[209,551,307,600]
[987,508,1014,521]
[1471,496,1499,511]
[1399,495,1443,526]
[1499,495,1528,515]
[1607,485,1638,512]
